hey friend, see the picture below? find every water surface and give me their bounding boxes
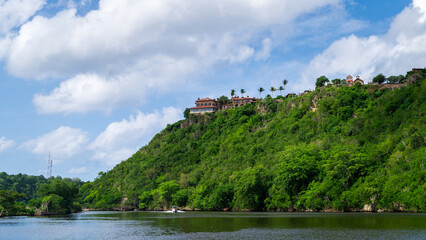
[1,211,425,239]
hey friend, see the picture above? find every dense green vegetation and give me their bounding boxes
[2,71,424,216]
[0,173,83,216]
[80,74,425,212]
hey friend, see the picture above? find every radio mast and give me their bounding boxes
[47,152,53,178]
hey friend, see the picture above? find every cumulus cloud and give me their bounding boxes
[4,0,340,113]
[0,0,45,60]
[297,1,426,92]
[0,0,45,35]
[90,107,182,166]
[255,38,272,61]
[413,0,426,22]
[0,136,15,152]
[33,56,197,114]
[21,126,89,160]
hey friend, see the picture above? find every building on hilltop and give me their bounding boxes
[230,96,258,107]
[354,75,364,85]
[346,75,364,86]
[189,98,219,114]
[189,96,258,114]
[346,75,353,85]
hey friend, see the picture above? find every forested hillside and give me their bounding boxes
[0,173,84,216]
[81,77,425,212]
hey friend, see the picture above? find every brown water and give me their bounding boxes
[1,211,425,239]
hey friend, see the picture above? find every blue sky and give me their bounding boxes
[0,0,425,181]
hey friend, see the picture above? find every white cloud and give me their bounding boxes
[0,0,45,35]
[33,56,197,114]
[298,1,426,92]
[413,0,426,22]
[0,0,45,60]
[21,126,89,161]
[5,0,340,113]
[90,107,182,166]
[0,136,15,152]
[255,38,272,61]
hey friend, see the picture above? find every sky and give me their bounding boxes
[0,0,425,181]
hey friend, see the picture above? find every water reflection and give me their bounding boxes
[0,211,425,239]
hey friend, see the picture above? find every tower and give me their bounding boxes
[346,75,353,86]
[47,152,53,178]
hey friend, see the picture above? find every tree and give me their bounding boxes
[240,89,246,97]
[279,86,284,96]
[217,95,230,105]
[233,165,273,210]
[258,87,265,98]
[372,73,386,84]
[387,75,404,84]
[270,87,277,97]
[231,89,235,99]
[331,78,341,85]
[183,108,190,119]
[283,79,288,95]
[37,178,80,214]
[0,189,26,216]
[315,76,329,88]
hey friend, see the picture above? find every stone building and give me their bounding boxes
[230,96,258,107]
[189,96,258,114]
[189,98,219,114]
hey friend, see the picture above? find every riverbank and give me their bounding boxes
[81,205,423,213]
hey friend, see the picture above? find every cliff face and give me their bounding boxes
[80,79,425,212]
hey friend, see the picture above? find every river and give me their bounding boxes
[1,211,425,239]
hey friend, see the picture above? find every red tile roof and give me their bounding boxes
[189,106,218,109]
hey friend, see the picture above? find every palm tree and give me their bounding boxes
[279,86,284,96]
[258,87,264,98]
[240,89,246,97]
[270,87,277,98]
[231,89,235,99]
[283,79,288,95]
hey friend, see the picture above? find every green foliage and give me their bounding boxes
[184,108,190,119]
[217,95,230,104]
[315,76,329,88]
[0,189,27,216]
[233,165,273,210]
[387,75,405,84]
[331,78,342,85]
[81,76,426,212]
[0,174,84,216]
[372,73,386,84]
[37,178,81,214]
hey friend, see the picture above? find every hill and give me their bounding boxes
[80,77,425,212]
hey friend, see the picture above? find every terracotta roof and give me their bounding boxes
[189,106,218,109]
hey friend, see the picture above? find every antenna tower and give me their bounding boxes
[47,152,53,178]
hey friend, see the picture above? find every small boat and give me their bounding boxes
[171,205,177,213]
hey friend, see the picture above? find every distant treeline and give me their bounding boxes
[0,173,84,216]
